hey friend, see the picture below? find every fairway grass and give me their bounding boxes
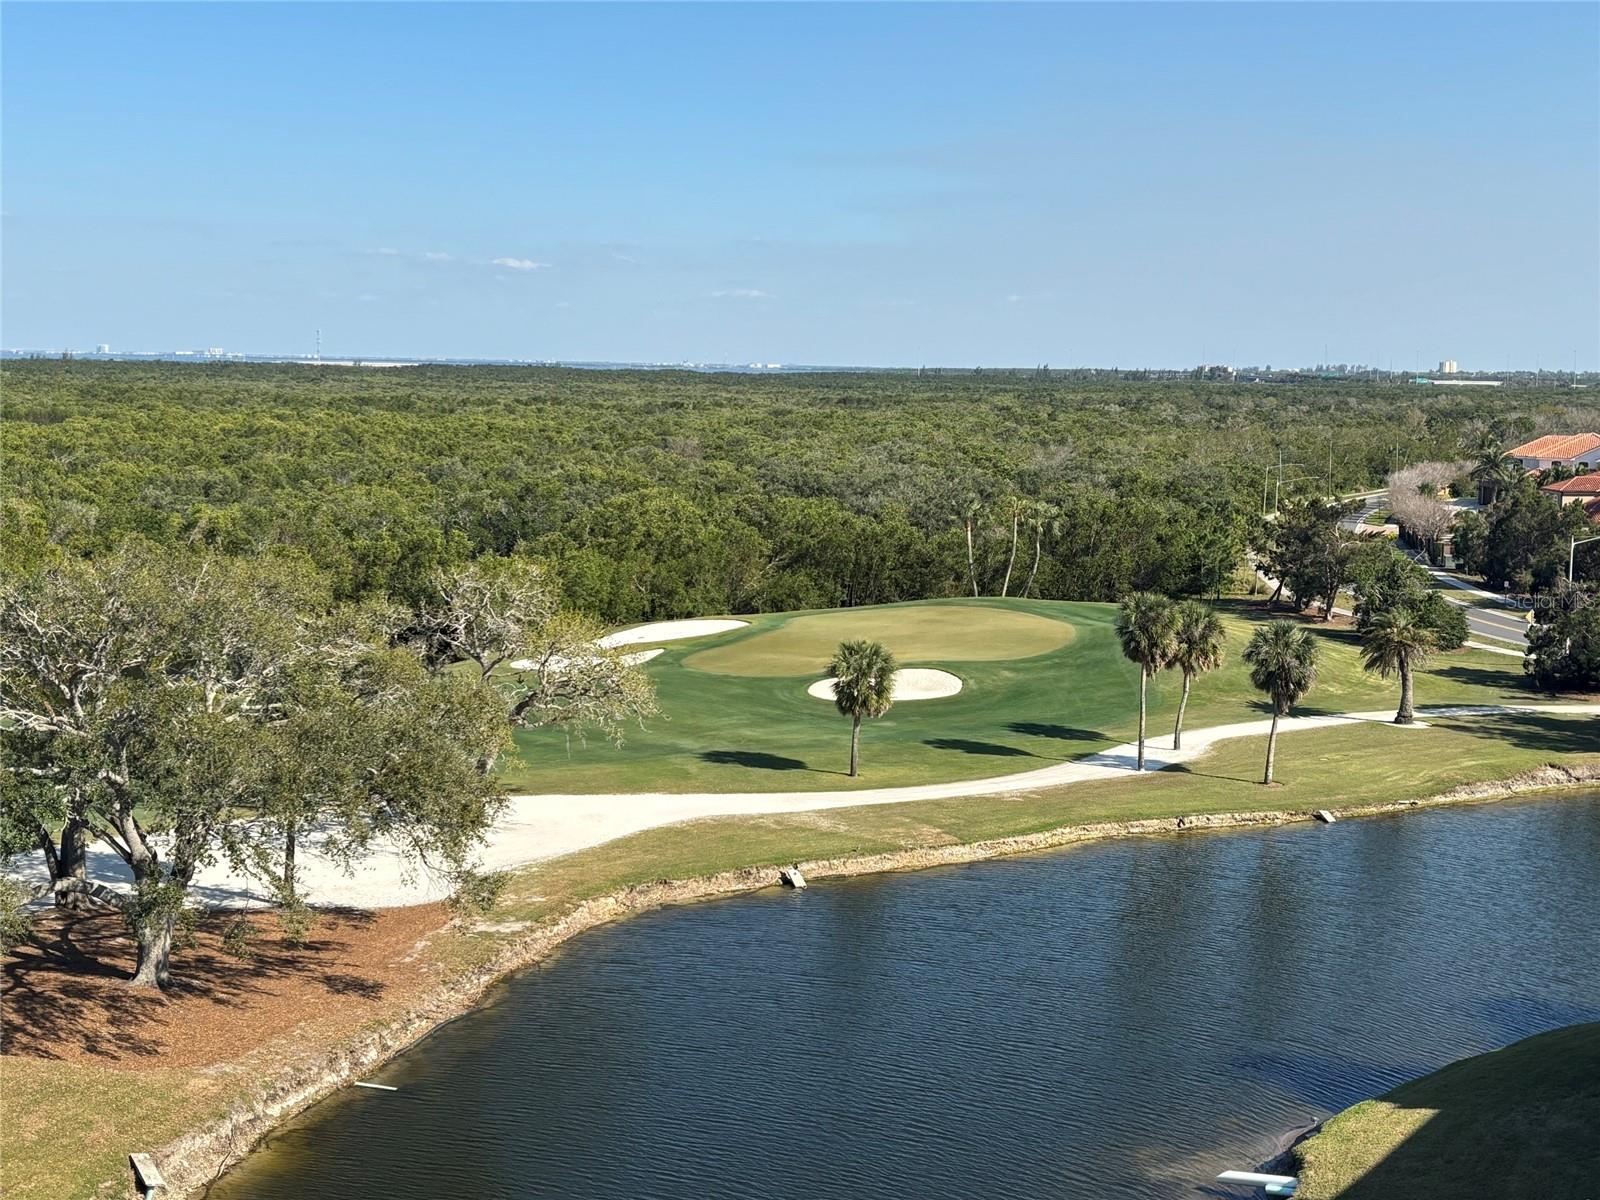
[502,597,1565,795]
[1294,1024,1600,1200]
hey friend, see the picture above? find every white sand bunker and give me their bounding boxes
[807,668,963,703]
[507,618,744,672]
[510,648,663,672]
[597,619,748,648]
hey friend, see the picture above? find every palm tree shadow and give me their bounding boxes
[1431,664,1532,692]
[1170,763,1264,785]
[923,738,1037,757]
[699,750,811,771]
[1005,722,1107,742]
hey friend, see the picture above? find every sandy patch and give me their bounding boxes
[1,905,451,1068]
[806,667,963,703]
[597,619,747,648]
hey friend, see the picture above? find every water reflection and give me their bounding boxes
[210,794,1600,1200]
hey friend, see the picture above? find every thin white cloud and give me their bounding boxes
[493,257,548,271]
[611,251,639,264]
[422,251,452,262]
[711,288,771,299]
[371,247,402,256]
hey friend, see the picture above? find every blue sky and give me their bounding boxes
[4,2,1597,368]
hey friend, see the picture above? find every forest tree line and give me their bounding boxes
[5,360,1595,622]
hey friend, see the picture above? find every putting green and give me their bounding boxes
[502,597,1547,796]
[684,602,1074,677]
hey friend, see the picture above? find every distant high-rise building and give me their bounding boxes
[1439,359,1459,374]
[96,344,110,354]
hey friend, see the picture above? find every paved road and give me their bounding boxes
[1340,490,1391,532]
[1431,570,1531,646]
[1343,488,1527,647]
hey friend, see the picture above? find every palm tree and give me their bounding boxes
[1116,592,1176,770]
[1168,600,1226,751]
[1360,608,1435,724]
[1021,500,1062,599]
[829,639,897,777]
[998,495,1030,597]
[1243,620,1319,785]
[958,497,983,597]
[1469,446,1521,505]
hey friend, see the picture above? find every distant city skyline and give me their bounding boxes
[9,345,1592,378]
[4,3,1597,368]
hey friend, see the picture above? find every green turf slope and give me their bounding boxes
[501,597,1557,795]
[1295,1023,1600,1200]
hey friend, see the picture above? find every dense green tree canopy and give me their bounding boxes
[7,361,1590,620]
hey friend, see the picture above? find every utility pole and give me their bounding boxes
[1570,536,1600,583]
[315,329,322,365]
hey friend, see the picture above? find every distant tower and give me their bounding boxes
[1438,359,1459,375]
[96,344,110,355]
[315,329,322,364]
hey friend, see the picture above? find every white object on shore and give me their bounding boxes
[1313,809,1337,824]
[129,1153,166,1196]
[777,865,807,889]
[353,1081,398,1091]
[1217,1169,1297,1195]
[597,619,747,648]
[806,667,962,703]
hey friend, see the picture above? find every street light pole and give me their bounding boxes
[1570,535,1600,583]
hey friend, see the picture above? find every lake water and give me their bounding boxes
[208,794,1600,1199]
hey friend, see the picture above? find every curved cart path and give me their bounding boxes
[16,704,1596,909]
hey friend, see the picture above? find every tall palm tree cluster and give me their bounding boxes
[1114,594,1227,769]
[1118,592,1434,786]
[958,495,1065,600]
[836,585,1435,785]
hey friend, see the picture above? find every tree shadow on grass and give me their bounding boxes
[1434,712,1600,755]
[699,750,810,771]
[923,738,1037,757]
[1005,722,1107,742]
[1431,664,1531,691]
[1169,762,1266,785]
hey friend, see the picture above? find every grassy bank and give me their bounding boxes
[5,708,1595,1200]
[1295,1023,1600,1199]
[504,709,1599,914]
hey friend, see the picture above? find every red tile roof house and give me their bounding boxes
[1510,432,1600,472]
[1540,473,1600,524]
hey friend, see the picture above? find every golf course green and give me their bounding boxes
[502,597,1552,794]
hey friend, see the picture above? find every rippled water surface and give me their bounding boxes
[210,794,1600,1199]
